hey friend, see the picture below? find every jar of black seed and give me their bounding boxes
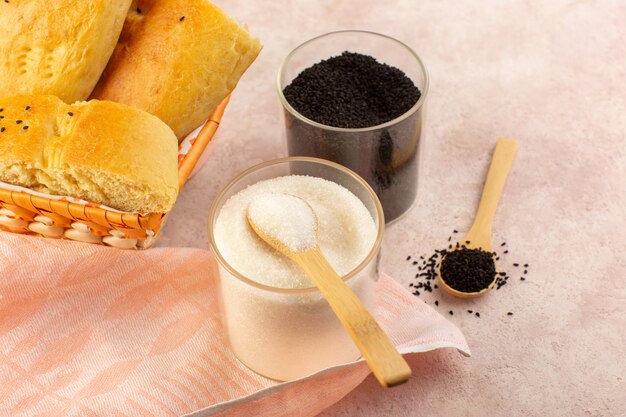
[277,30,429,223]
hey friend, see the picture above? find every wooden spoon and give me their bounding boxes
[247,194,411,387]
[438,138,519,298]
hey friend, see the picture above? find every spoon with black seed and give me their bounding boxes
[439,138,519,298]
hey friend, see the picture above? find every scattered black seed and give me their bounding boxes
[467,310,473,314]
[453,230,458,233]
[434,300,439,306]
[520,277,526,281]
[513,263,519,267]
[406,255,411,261]
[448,244,452,249]
[179,16,185,21]
[465,241,470,245]
[415,291,420,296]
[449,311,454,315]
[440,248,496,293]
[420,256,424,260]
[25,106,30,110]
[412,261,418,265]
[0,127,5,132]
[499,272,506,276]
[67,112,73,117]
[16,119,22,124]
[0,108,3,112]
[504,250,509,254]
[448,236,451,241]
[136,7,141,13]
[524,264,528,268]
[507,312,514,316]
[495,256,500,260]
[501,242,506,246]
[475,312,480,317]
[0,115,3,119]
[23,126,28,130]
[434,284,438,289]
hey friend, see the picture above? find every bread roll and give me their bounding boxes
[0,95,178,213]
[91,0,262,139]
[0,0,132,103]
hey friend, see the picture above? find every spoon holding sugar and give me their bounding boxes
[247,193,411,387]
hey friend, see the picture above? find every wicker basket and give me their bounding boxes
[0,96,229,250]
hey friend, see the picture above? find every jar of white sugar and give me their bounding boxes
[207,157,384,381]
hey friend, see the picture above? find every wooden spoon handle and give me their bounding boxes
[468,138,519,242]
[292,248,412,387]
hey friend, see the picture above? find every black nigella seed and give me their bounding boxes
[420,256,424,260]
[406,255,411,261]
[448,244,452,249]
[0,115,3,119]
[67,112,74,117]
[501,242,506,246]
[495,257,500,261]
[440,248,497,293]
[23,126,28,130]
[465,241,470,245]
[179,16,185,21]
[524,264,529,267]
[520,277,526,281]
[25,106,30,110]
[0,127,5,132]
[137,7,141,13]
[499,272,506,276]
[475,312,480,317]
[415,291,420,296]
[16,119,22,124]
[504,250,509,254]
[0,108,3,112]
[434,284,438,288]
[434,300,439,306]
[283,51,420,129]
[448,236,451,241]
[507,312,514,316]
[412,261,418,265]
[453,230,458,233]
[513,263,519,267]
[449,311,454,315]
[524,270,528,274]
[467,310,473,314]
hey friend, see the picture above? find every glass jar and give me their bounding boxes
[207,157,384,381]
[277,30,429,223]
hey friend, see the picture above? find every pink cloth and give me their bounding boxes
[0,232,468,417]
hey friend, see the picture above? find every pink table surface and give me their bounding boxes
[159,1,626,416]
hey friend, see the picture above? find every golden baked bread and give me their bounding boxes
[0,0,132,103]
[91,0,262,139]
[0,95,178,213]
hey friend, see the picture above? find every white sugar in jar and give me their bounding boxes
[208,158,384,381]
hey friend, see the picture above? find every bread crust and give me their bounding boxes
[0,0,132,103]
[91,0,262,138]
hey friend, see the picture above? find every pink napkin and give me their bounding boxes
[0,232,469,417]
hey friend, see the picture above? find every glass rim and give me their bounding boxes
[276,29,430,133]
[207,156,385,294]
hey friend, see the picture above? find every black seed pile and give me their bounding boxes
[407,231,530,318]
[283,51,420,128]
[283,50,425,222]
[440,248,496,293]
